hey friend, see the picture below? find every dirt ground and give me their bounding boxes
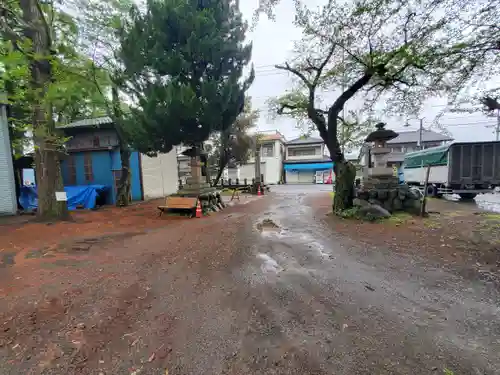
[311,195,500,283]
[0,199,182,275]
[1,187,499,375]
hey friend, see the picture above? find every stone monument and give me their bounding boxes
[177,146,215,195]
[355,123,421,217]
[176,146,223,212]
[363,122,400,190]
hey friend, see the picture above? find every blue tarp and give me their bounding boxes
[19,185,110,211]
[284,162,333,171]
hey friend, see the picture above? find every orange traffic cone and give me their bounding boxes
[195,200,202,218]
[257,185,262,196]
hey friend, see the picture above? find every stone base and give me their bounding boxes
[177,183,216,196]
[362,176,400,190]
[174,186,224,214]
[355,183,421,216]
[368,167,394,177]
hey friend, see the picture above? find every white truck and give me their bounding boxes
[401,141,500,200]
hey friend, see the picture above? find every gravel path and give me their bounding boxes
[1,186,499,375]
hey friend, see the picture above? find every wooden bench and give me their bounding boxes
[158,196,198,217]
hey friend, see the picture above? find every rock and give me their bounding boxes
[375,182,389,189]
[392,198,403,211]
[388,189,398,199]
[76,323,85,330]
[378,189,389,200]
[359,204,391,219]
[408,198,421,209]
[403,198,415,208]
[357,190,369,200]
[353,198,369,207]
[398,184,409,193]
[382,200,393,212]
[368,199,382,206]
[368,190,378,200]
[407,190,420,200]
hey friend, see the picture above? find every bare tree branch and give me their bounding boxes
[312,43,336,87]
[275,62,313,88]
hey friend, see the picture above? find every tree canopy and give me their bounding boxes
[119,0,254,155]
[262,0,499,212]
[0,1,116,218]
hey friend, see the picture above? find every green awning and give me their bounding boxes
[403,145,450,168]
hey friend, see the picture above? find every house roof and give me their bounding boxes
[286,136,324,145]
[58,116,114,129]
[387,129,452,144]
[260,132,286,142]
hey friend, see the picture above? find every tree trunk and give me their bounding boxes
[116,146,131,206]
[20,0,68,220]
[333,159,356,213]
[201,142,211,184]
[212,156,228,186]
[111,86,131,207]
[34,142,68,218]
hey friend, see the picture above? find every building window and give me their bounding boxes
[261,144,274,157]
[84,152,93,182]
[67,155,77,185]
[289,147,317,156]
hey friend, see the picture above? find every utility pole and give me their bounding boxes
[254,135,261,193]
[496,109,500,141]
[419,118,424,150]
[405,117,425,150]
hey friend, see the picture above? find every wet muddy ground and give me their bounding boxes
[1,185,499,374]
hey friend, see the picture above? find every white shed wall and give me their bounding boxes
[140,150,179,199]
[0,103,17,215]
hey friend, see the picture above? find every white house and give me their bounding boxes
[237,131,286,184]
[0,97,17,215]
[284,136,333,184]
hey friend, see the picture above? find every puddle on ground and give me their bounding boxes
[257,253,282,273]
[445,193,500,214]
[256,218,280,232]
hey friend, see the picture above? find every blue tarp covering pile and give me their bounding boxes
[19,185,110,211]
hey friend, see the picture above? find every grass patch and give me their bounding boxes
[329,192,335,198]
[423,218,441,229]
[480,212,500,221]
[337,207,360,219]
[443,210,468,218]
[385,212,413,225]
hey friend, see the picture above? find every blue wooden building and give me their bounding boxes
[59,117,179,206]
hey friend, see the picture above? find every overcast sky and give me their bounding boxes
[239,0,499,145]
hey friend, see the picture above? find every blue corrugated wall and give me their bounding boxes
[62,149,142,204]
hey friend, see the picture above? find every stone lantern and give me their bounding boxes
[364,122,398,178]
[355,123,420,217]
[178,146,214,195]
